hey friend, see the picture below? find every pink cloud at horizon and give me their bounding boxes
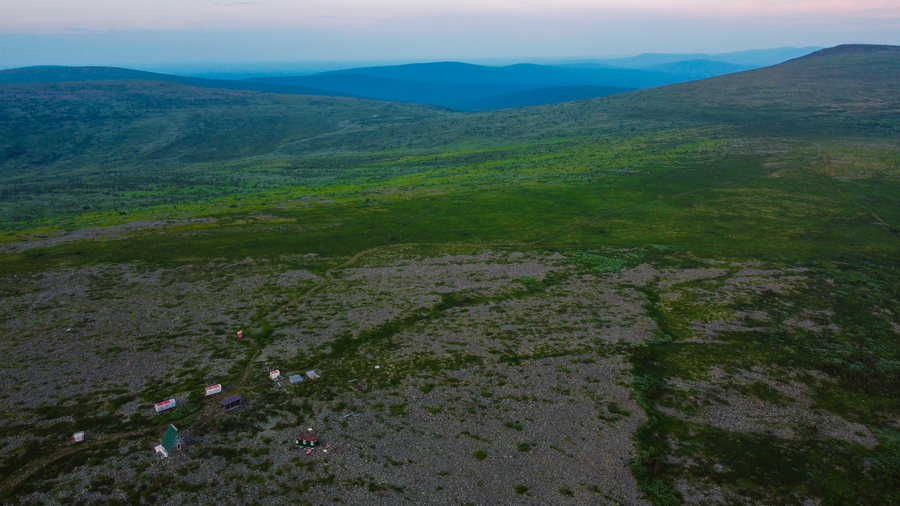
[3,0,900,33]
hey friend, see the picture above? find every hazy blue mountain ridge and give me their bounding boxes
[314,62,677,87]
[0,66,350,97]
[246,63,685,109]
[0,47,819,111]
[245,73,532,107]
[632,60,755,79]
[573,46,821,68]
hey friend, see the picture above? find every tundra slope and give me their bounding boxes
[0,45,899,505]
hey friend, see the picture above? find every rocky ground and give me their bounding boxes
[0,249,888,505]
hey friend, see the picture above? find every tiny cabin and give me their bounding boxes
[73,431,85,443]
[155,398,177,413]
[296,435,319,448]
[220,395,243,411]
[270,370,281,381]
[205,384,222,396]
[162,424,184,452]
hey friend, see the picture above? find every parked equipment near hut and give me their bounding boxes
[220,395,243,411]
[306,370,319,380]
[296,435,319,448]
[73,431,85,443]
[155,398,177,413]
[270,370,281,381]
[289,374,303,384]
[205,384,222,396]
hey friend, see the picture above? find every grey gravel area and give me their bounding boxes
[0,260,320,420]
[674,478,767,505]
[3,251,655,505]
[660,366,876,448]
[3,251,881,505]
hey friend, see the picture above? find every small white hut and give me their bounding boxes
[155,399,177,413]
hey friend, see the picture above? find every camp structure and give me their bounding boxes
[73,431,85,443]
[205,384,222,396]
[306,370,320,380]
[289,374,303,384]
[154,445,169,458]
[220,394,243,411]
[296,435,319,448]
[270,369,281,381]
[162,424,184,453]
[155,398,177,413]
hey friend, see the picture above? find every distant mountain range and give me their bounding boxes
[0,47,820,111]
[0,66,349,98]
[243,63,669,111]
[565,46,821,68]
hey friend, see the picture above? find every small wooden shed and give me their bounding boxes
[220,395,243,411]
[296,435,319,448]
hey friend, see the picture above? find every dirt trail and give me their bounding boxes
[0,428,153,496]
[0,340,262,497]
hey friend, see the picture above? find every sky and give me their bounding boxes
[1,0,899,70]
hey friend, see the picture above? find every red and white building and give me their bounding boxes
[155,398,177,413]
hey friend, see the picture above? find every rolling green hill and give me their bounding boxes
[598,44,900,135]
[445,85,634,111]
[0,45,898,505]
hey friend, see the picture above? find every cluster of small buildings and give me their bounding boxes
[273,369,320,384]
[73,345,325,457]
[148,367,321,455]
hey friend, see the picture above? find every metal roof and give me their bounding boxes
[162,424,179,452]
[289,374,303,383]
[219,395,242,406]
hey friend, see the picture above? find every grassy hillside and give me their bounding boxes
[0,45,898,505]
[591,46,900,135]
[446,85,634,111]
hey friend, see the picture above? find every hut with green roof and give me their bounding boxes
[162,424,184,452]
